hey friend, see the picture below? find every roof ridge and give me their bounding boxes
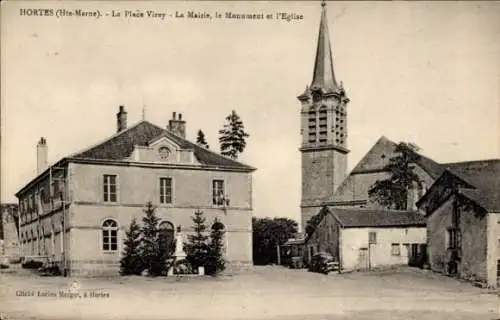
[163,130,256,170]
[443,158,500,166]
[69,120,149,158]
[328,206,418,214]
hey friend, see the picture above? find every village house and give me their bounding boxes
[417,159,500,288]
[305,207,426,271]
[15,107,256,276]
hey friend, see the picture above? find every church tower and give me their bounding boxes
[298,1,350,229]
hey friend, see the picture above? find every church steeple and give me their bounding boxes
[298,0,349,231]
[311,0,338,92]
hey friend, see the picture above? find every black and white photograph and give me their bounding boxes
[1,1,499,319]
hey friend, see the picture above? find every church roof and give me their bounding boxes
[72,120,255,171]
[327,207,426,228]
[350,136,444,179]
[310,1,339,93]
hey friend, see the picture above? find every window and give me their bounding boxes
[102,219,118,252]
[159,177,173,204]
[308,110,317,142]
[446,228,460,249]
[103,175,118,203]
[40,187,46,204]
[391,243,401,256]
[369,231,377,244]
[213,180,225,205]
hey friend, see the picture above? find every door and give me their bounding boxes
[358,247,369,270]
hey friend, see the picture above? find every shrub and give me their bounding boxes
[39,262,61,276]
[9,257,22,264]
[22,260,43,269]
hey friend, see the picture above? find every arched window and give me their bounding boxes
[308,107,317,143]
[102,219,118,252]
[318,106,327,143]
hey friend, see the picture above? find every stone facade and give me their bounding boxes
[419,160,500,287]
[426,195,490,284]
[298,4,350,229]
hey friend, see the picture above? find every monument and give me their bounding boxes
[173,225,186,260]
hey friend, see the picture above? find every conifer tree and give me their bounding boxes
[218,110,249,160]
[206,218,226,275]
[368,142,422,210]
[140,202,167,276]
[186,210,209,269]
[196,129,210,149]
[120,218,143,275]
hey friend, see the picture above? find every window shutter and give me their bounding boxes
[116,174,120,203]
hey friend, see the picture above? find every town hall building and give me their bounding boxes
[15,108,256,276]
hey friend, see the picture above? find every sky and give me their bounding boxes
[1,1,499,227]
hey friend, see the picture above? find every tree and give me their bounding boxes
[186,210,209,269]
[196,130,210,149]
[368,142,422,210]
[218,110,250,160]
[304,210,327,237]
[120,218,143,275]
[140,202,168,276]
[252,217,298,265]
[205,218,226,275]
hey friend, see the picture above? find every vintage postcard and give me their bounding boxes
[1,1,499,319]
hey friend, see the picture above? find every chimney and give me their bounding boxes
[117,105,127,132]
[37,137,48,174]
[167,112,186,138]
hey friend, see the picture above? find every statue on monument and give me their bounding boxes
[174,225,186,260]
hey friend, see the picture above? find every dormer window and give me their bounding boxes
[158,146,171,160]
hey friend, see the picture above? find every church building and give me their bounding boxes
[294,1,498,277]
[15,107,255,276]
[299,2,449,230]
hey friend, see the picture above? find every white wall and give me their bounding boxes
[341,227,426,271]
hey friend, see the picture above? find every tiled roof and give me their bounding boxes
[327,207,427,228]
[350,136,444,179]
[72,121,255,171]
[447,159,500,212]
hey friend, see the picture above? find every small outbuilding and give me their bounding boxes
[306,207,427,271]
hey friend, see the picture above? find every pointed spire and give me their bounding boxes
[311,0,338,92]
